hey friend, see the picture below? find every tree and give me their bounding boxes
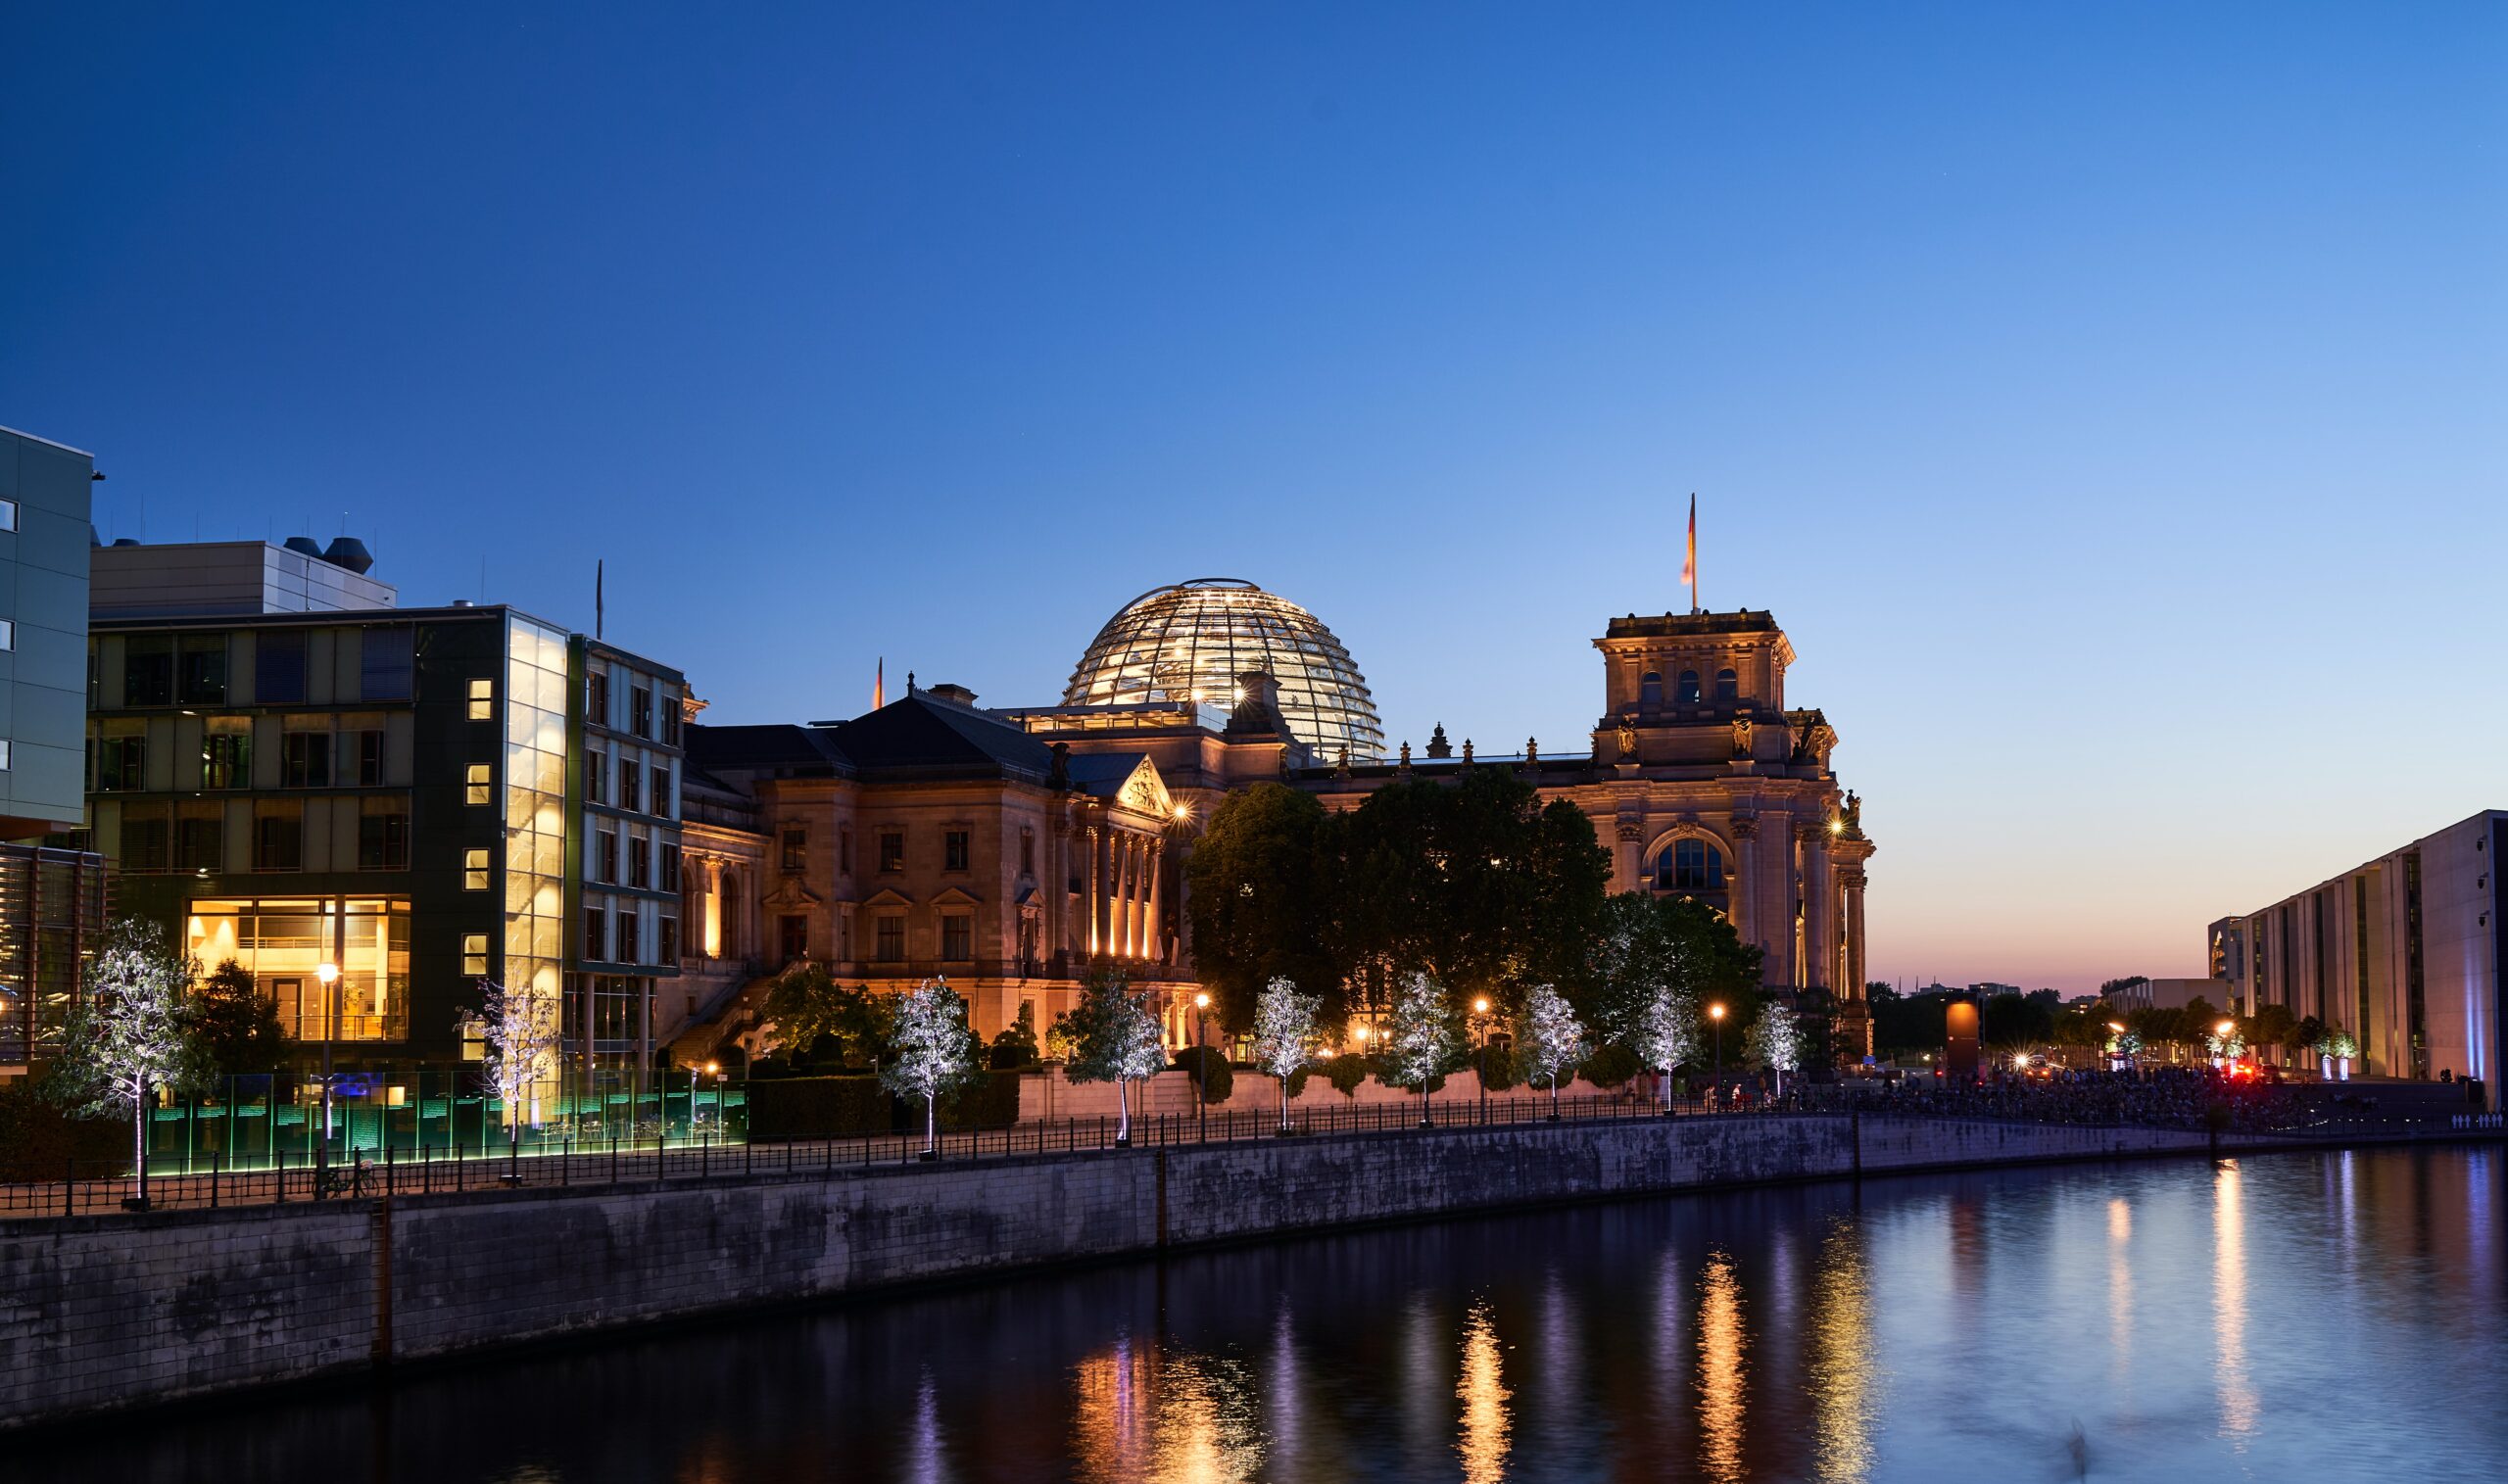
[881,979,981,1156]
[1250,978,1321,1132]
[761,962,888,1069]
[190,957,284,1076]
[1745,1000,1802,1095]
[1629,981,1696,1105]
[1060,967,1168,1144]
[989,1001,1041,1070]
[1513,982,1586,1119]
[468,977,565,1173]
[1379,971,1462,1126]
[48,920,214,1197]
[1186,783,1350,1032]
[1586,893,1760,1057]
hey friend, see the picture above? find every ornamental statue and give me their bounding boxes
[1731,716,1754,758]
[1616,721,1639,761]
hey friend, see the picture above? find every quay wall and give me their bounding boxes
[0,1114,2228,1431]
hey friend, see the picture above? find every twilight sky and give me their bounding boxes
[6,4,2503,993]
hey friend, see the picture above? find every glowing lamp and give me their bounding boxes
[1472,996,1490,1015]
[1709,1003,1726,1021]
[315,962,339,985]
[1193,991,1210,1010]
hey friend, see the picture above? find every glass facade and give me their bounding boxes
[183,896,411,1041]
[505,615,570,1025]
[1062,579,1384,759]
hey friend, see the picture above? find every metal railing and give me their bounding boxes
[0,1085,1798,1220]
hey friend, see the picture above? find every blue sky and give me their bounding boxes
[6,4,2502,991]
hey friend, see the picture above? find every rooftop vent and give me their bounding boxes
[926,683,979,706]
[323,536,373,574]
[282,536,325,559]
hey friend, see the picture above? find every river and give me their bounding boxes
[5,1146,2500,1482]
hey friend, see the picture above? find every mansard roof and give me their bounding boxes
[820,692,1059,784]
[687,722,850,778]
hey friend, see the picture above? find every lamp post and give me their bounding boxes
[702,1060,721,1150]
[1708,1002,1726,1109]
[1471,996,1491,1124]
[2215,1019,2236,1072]
[316,960,340,1191]
[1192,991,1211,1139]
[2108,1021,2128,1075]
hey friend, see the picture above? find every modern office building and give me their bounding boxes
[84,539,686,1088]
[2214,810,2504,1088]
[0,427,108,1077]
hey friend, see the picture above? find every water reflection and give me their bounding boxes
[7,1149,2503,1484]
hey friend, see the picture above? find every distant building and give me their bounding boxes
[84,539,687,1090]
[2207,917,2247,984]
[2105,978,2232,1015]
[91,535,394,618]
[2216,810,2504,1086]
[0,427,107,1077]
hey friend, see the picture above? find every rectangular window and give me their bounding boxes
[941,913,972,962]
[650,764,672,818]
[281,732,331,788]
[175,815,222,871]
[359,627,413,701]
[838,825,852,877]
[465,762,491,805]
[659,842,680,893]
[597,830,618,885]
[613,909,638,965]
[462,847,489,890]
[779,914,808,964]
[0,619,13,651]
[255,811,303,871]
[583,746,606,805]
[0,499,14,531]
[661,696,682,745]
[176,638,228,705]
[657,915,678,964]
[781,826,806,875]
[583,904,606,962]
[203,725,250,790]
[1021,828,1035,875]
[462,933,489,978]
[617,756,641,813]
[587,670,610,727]
[631,686,652,739]
[466,677,494,721]
[879,830,904,873]
[256,631,307,703]
[943,829,971,873]
[357,813,410,870]
[875,914,905,962]
[124,637,174,707]
[98,734,147,790]
[120,809,170,872]
[630,836,651,889]
[357,730,385,786]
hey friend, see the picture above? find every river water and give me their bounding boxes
[7,1147,2502,1483]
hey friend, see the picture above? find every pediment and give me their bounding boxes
[762,879,823,910]
[863,887,913,908]
[932,886,981,907]
[1115,756,1173,819]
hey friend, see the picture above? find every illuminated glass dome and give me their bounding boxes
[1063,579,1385,760]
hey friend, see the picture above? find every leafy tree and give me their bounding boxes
[2290,1015,2329,1055]
[1185,784,1349,1031]
[881,979,981,1156]
[1173,1045,1232,1104]
[989,1001,1041,1070]
[1060,967,1168,1143]
[2099,975,2150,999]
[1250,978,1321,1131]
[1629,981,1696,1097]
[47,920,215,1186]
[1513,982,1587,1118]
[761,962,888,1069]
[1586,893,1761,1055]
[1379,971,1462,1125]
[190,957,284,1076]
[1745,1001,1802,1094]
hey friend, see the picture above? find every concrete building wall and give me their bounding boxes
[1,1114,2229,1431]
[89,540,396,619]
[0,426,95,837]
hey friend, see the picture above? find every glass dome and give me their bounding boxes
[1063,579,1385,760]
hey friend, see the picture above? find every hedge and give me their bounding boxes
[1172,1047,1233,1104]
[744,1070,1024,1140]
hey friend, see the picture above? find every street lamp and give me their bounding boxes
[702,1060,721,1148]
[1471,996,1492,1123]
[1709,1002,1726,1107]
[1192,992,1212,1139]
[316,961,340,1191]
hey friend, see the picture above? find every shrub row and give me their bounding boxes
[744,1070,1024,1139]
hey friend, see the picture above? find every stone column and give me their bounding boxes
[1615,820,1644,894]
[1145,838,1165,966]
[1730,814,1758,946]
[1802,828,1833,992]
[1085,825,1102,958]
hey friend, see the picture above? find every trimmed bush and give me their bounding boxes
[1579,1042,1641,1090]
[1172,1046,1233,1104]
[939,1069,1023,1131]
[1326,1055,1371,1097]
[1475,1043,1518,1093]
[1282,1066,1313,1100]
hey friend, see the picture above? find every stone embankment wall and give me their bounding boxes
[0,1115,2225,1431]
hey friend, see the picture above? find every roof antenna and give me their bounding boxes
[596,558,604,640]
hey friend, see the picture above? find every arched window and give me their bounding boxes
[1664,838,1725,893]
[1676,670,1702,704]
[1714,668,1738,703]
[1639,671,1663,709]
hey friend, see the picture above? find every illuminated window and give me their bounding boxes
[183,896,411,1042]
[465,763,491,805]
[462,933,489,977]
[462,848,489,890]
[467,677,495,721]
[203,723,251,789]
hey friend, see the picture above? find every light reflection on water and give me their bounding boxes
[5,1149,2504,1484]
